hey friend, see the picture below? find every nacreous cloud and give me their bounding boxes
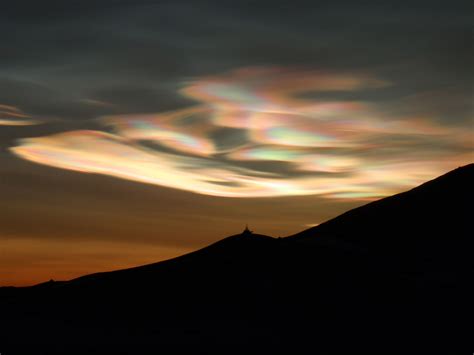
[10,68,473,199]
[0,104,40,126]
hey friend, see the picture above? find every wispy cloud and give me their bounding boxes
[10,68,473,198]
[0,104,41,126]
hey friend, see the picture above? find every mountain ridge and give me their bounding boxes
[289,163,472,246]
[3,163,472,290]
[1,164,472,354]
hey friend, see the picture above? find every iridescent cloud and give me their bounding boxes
[10,130,365,197]
[0,104,40,126]
[10,68,473,199]
[103,108,215,156]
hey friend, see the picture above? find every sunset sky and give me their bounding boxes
[1,0,472,285]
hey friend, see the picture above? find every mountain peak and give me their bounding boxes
[2,164,471,354]
[289,163,473,248]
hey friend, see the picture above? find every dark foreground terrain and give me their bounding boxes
[1,164,473,354]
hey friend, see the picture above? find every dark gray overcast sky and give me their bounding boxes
[1,0,472,122]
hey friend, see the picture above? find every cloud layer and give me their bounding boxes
[11,68,472,198]
[0,104,40,126]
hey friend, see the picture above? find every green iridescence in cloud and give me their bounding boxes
[10,67,473,199]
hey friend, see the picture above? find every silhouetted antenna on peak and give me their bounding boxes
[243,224,253,235]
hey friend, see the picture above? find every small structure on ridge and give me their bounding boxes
[242,224,253,236]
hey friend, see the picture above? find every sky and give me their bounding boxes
[1,0,473,285]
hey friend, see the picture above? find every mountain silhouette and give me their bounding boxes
[1,164,472,355]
